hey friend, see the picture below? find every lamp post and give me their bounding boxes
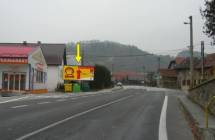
[184,16,194,88]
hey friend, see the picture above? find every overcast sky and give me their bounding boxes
[0,0,213,55]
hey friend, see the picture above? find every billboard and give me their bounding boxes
[63,66,94,81]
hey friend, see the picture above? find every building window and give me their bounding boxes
[187,80,190,86]
[36,70,46,83]
[182,80,186,86]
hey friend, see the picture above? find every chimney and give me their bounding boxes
[23,41,27,46]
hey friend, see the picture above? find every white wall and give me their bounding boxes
[0,64,29,90]
[47,65,63,92]
[28,47,48,90]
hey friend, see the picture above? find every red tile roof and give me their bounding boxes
[204,53,215,67]
[0,45,36,57]
[159,69,177,77]
[113,71,144,81]
[0,43,66,65]
[195,53,215,68]
[175,57,185,65]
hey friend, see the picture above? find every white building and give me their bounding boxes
[0,42,66,92]
[0,44,48,93]
[40,43,66,92]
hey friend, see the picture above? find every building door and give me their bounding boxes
[2,72,26,91]
[2,73,9,90]
[20,74,26,91]
[15,74,20,90]
[9,74,14,90]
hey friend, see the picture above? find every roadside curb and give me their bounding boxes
[0,96,30,104]
[0,87,124,104]
[73,87,123,97]
[178,97,215,140]
[178,98,201,140]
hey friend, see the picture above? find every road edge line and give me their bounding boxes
[0,96,29,104]
[159,95,168,140]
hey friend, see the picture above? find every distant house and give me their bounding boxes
[159,69,177,89]
[196,53,215,81]
[161,57,202,90]
[112,71,145,85]
[0,44,48,93]
[159,54,215,90]
[0,42,66,92]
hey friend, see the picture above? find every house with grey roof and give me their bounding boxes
[40,43,66,91]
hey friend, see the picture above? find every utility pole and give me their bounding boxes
[111,64,114,75]
[201,41,205,81]
[142,65,145,73]
[157,57,161,87]
[158,57,161,72]
[184,16,194,88]
[189,16,194,88]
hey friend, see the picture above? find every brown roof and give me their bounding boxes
[204,53,215,67]
[195,53,215,68]
[175,57,185,65]
[159,69,177,77]
[174,57,200,69]
[113,71,144,81]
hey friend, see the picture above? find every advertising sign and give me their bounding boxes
[63,66,94,81]
[0,57,28,64]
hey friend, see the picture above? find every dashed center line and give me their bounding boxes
[11,105,28,109]
[37,102,51,105]
[16,95,133,140]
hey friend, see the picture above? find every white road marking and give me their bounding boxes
[56,99,67,102]
[16,95,133,140]
[0,96,29,104]
[37,102,51,105]
[159,96,168,140]
[81,96,88,98]
[11,105,28,109]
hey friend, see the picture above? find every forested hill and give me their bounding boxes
[67,40,173,72]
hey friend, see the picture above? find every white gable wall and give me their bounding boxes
[47,65,63,92]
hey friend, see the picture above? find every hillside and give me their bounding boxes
[67,40,173,72]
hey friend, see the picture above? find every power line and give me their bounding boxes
[84,53,154,58]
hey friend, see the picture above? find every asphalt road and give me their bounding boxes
[0,88,193,140]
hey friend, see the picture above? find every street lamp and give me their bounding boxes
[184,16,194,88]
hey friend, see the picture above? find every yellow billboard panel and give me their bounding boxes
[63,66,78,80]
[63,66,94,81]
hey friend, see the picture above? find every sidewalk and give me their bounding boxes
[179,95,215,140]
[0,87,123,104]
[0,95,30,104]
